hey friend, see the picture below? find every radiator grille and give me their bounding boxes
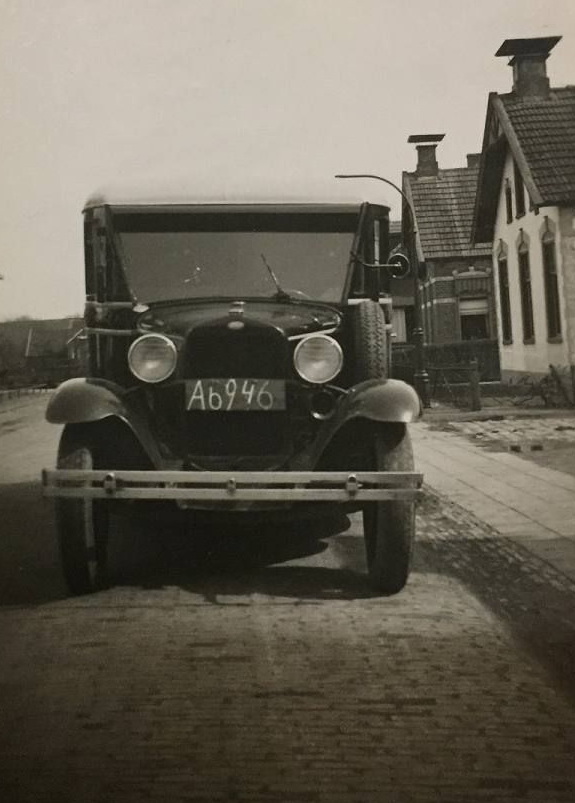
[183,319,288,378]
[184,317,290,456]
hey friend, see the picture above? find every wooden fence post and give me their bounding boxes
[469,358,481,411]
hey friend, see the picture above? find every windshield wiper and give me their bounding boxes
[260,253,293,302]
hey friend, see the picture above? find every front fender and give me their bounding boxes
[340,378,422,424]
[46,378,127,424]
[294,378,421,470]
[45,378,162,467]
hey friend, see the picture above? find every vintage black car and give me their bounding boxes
[43,179,422,596]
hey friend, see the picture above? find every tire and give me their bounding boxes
[55,429,109,595]
[363,427,415,595]
[352,299,388,382]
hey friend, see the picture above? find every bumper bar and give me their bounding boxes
[42,469,422,502]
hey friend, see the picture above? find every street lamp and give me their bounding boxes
[334,174,430,407]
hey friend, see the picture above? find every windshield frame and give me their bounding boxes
[106,204,365,307]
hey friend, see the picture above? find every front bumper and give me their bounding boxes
[42,469,422,503]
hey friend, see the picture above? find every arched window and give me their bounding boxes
[517,230,534,343]
[505,179,513,224]
[513,160,526,217]
[541,219,562,340]
[496,241,512,344]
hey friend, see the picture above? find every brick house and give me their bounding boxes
[473,36,575,385]
[402,135,495,346]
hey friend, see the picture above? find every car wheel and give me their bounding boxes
[363,427,415,595]
[352,299,388,382]
[55,431,109,595]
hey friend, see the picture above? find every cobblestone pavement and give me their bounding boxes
[429,413,575,480]
[1,399,575,802]
[433,414,575,449]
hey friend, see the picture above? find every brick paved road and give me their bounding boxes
[1,398,575,802]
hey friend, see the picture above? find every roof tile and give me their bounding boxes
[500,87,575,203]
[404,166,491,259]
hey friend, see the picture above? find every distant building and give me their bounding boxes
[0,317,85,386]
[403,135,495,345]
[473,36,575,383]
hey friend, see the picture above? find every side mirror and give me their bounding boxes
[388,252,410,279]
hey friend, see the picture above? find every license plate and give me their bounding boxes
[186,378,286,411]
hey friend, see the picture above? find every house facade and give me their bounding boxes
[402,136,495,346]
[473,37,575,383]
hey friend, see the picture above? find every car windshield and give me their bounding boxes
[113,210,358,304]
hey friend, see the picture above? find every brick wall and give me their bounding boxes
[433,302,459,342]
[422,256,495,344]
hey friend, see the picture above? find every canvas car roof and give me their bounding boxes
[83,175,391,212]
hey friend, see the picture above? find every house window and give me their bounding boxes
[497,247,512,344]
[459,298,489,340]
[391,308,407,343]
[513,160,526,217]
[350,264,365,296]
[404,306,415,343]
[542,232,562,340]
[505,179,513,224]
[518,241,535,343]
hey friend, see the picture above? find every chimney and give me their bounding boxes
[408,134,445,177]
[466,153,481,169]
[495,37,561,98]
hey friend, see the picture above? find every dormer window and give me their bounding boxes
[505,179,513,224]
[513,160,526,217]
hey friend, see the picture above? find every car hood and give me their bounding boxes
[137,299,342,339]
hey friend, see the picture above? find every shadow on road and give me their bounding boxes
[0,482,64,605]
[417,493,575,702]
[106,513,381,601]
[0,481,382,604]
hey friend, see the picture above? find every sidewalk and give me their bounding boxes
[412,417,575,583]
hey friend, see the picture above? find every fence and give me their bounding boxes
[392,339,500,385]
[427,360,482,410]
[391,339,500,411]
[0,386,50,404]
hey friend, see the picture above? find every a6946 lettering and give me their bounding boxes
[186,378,286,412]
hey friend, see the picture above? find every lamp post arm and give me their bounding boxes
[334,173,416,244]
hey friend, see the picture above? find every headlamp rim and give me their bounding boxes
[128,333,177,384]
[293,333,343,385]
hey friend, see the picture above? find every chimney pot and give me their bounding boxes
[408,133,445,177]
[496,37,561,98]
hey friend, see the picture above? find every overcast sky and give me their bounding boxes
[1,0,574,320]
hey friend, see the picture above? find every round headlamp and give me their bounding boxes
[128,334,177,383]
[294,334,343,384]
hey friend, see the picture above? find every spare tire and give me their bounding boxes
[352,300,388,382]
